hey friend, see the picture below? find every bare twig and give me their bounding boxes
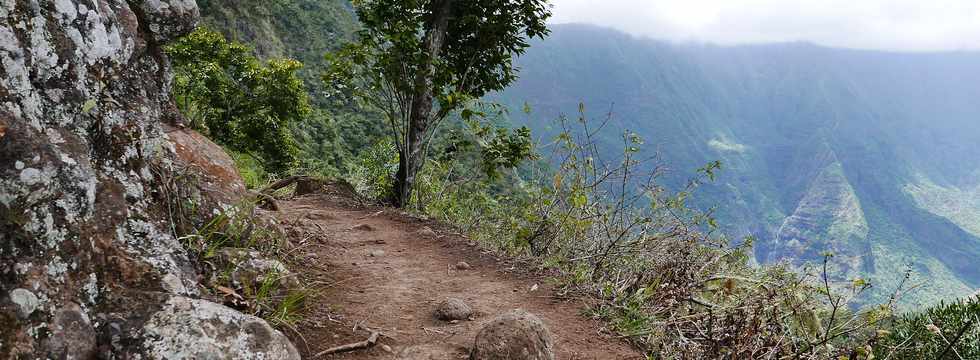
[313,331,380,357]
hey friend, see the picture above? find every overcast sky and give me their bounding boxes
[548,0,980,51]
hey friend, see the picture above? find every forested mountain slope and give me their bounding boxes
[494,24,980,305]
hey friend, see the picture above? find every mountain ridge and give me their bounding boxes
[495,23,980,305]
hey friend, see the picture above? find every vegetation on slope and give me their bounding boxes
[493,24,980,306]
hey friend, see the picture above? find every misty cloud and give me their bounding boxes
[548,0,980,51]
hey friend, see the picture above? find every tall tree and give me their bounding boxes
[325,0,551,207]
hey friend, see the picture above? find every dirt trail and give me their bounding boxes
[274,191,642,359]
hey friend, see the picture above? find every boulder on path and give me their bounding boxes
[434,298,473,321]
[470,309,555,360]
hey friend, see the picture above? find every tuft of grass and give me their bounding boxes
[227,149,270,190]
[176,197,307,329]
[180,199,284,259]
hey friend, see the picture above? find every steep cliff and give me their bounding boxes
[0,0,296,357]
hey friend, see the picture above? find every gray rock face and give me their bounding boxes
[43,304,97,359]
[434,297,472,321]
[470,309,555,360]
[141,296,300,360]
[0,0,281,357]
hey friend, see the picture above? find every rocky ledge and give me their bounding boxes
[0,0,295,357]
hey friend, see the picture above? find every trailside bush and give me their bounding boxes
[167,28,311,175]
[874,298,979,359]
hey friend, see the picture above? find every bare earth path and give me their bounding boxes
[273,192,642,359]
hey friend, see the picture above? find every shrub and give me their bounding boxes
[873,298,980,359]
[167,28,311,174]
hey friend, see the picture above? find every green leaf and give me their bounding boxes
[82,99,97,114]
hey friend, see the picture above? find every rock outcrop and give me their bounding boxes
[0,0,291,357]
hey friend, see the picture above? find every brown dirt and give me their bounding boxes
[273,191,642,359]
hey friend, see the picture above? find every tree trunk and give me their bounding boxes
[393,0,454,208]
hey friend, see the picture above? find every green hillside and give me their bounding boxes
[493,24,980,306]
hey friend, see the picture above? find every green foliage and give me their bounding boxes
[873,298,980,359]
[198,0,389,175]
[198,0,359,105]
[328,0,551,104]
[467,120,535,179]
[167,28,311,174]
[226,148,269,189]
[347,138,399,201]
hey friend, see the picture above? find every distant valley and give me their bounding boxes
[495,24,980,306]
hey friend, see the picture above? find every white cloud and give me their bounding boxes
[548,0,980,51]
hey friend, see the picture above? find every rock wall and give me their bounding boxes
[0,0,295,357]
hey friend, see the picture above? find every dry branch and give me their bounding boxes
[313,331,380,357]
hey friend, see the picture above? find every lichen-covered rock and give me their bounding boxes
[470,309,555,360]
[434,297,473,321]
[0,0,281,357]
[8,288,39,319]
[140,296,300,359]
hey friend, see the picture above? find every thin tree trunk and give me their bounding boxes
[394,0,454,208]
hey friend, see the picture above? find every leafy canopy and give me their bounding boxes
[167,28,311,174]
[326,0,551,109]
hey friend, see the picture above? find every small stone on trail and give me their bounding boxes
[418,227,436,237]
[397,344,454,359]
[455,261,471,270]
[467,241,477,247]
[434,298,473,321]
[352,223,374,231]
[370,250,386,257]
[382,344,393,353]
